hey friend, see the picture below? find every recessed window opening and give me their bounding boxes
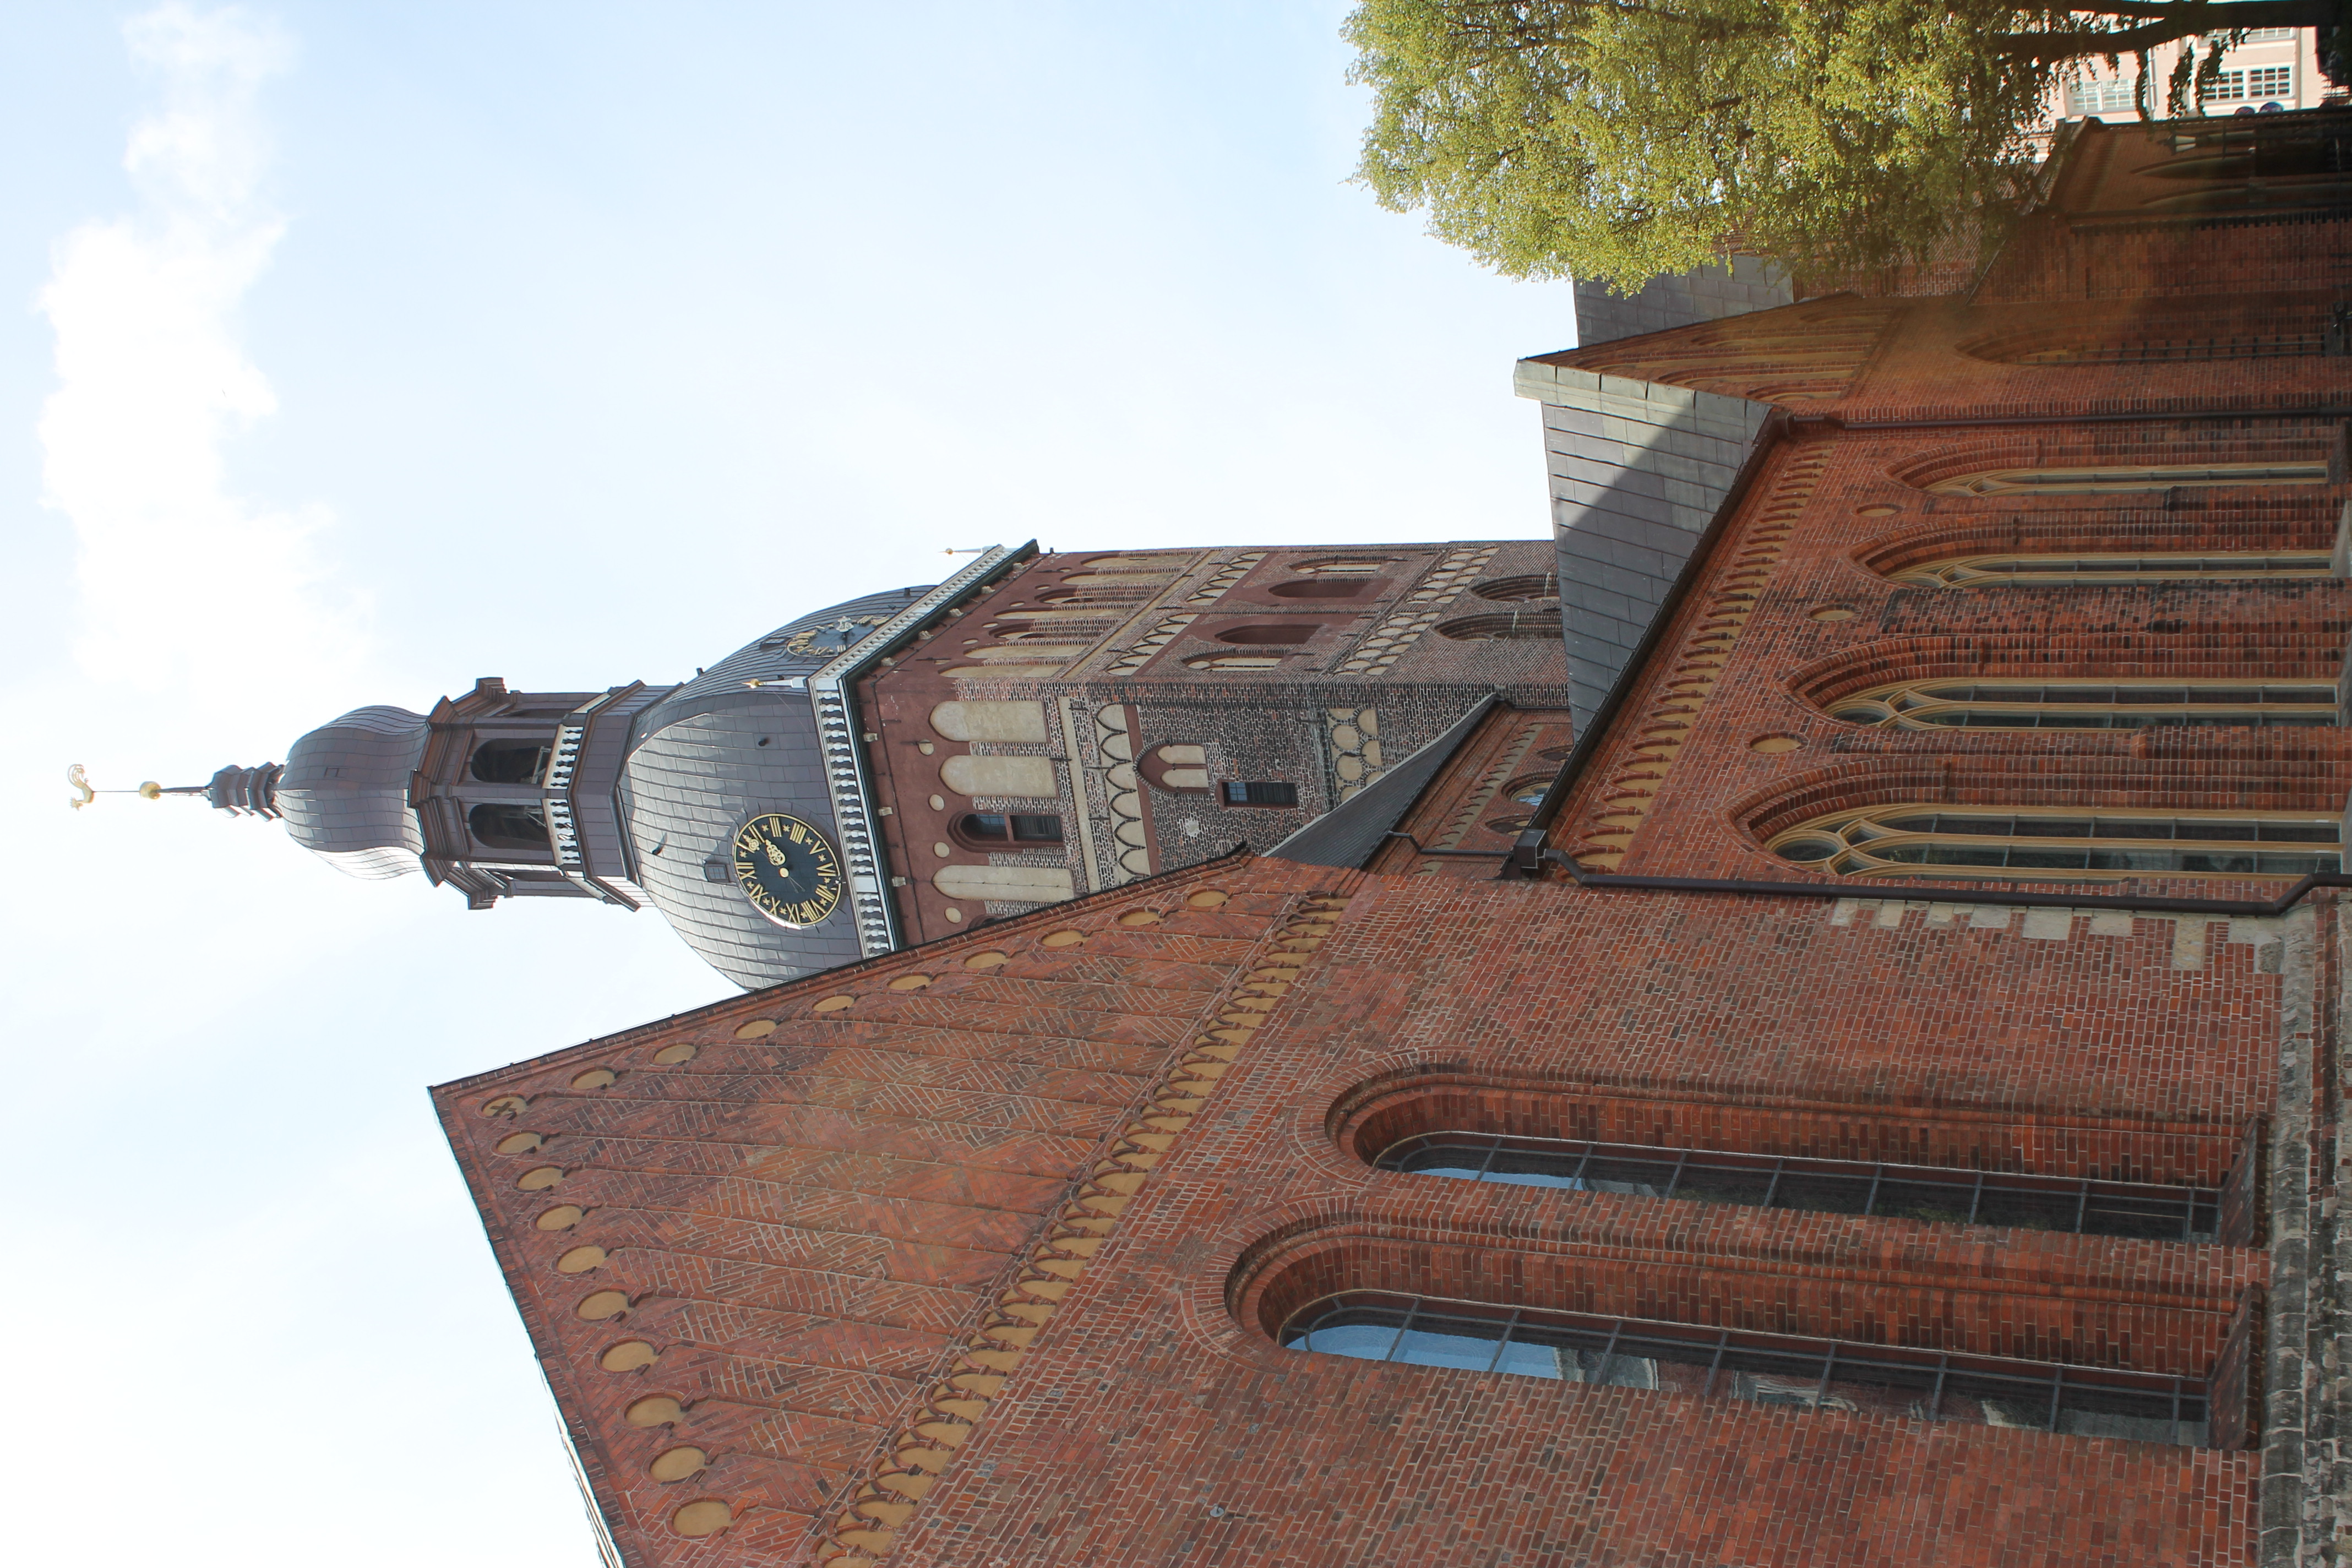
[1222,781,1298,807]
[1279,1291,2212,1448]
[1269,579,1382,600]
[1216,624,1318,645]
[1472,574,1560,602]
[1288,557,1395,575]
[1374,1132,2220,1242]
[1889,550,2332,587]
[1438,610,1563,641]
[469,803,551,852]
[957,812,1063,844]
[1825,679,2337,731]
[1925,463,2326,497]
[1770,806,2340,880]
[470,741,552,784]
[1186,652,1289,671]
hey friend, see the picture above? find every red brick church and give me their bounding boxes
[427,109,2352,1565]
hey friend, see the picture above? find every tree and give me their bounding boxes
[1347,0,2347,290]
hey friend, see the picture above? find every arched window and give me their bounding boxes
[1216,624,1318,645]
[1824,679,2337,731]
[1924,462,2326,497]
[469,803,551,853]
[1770,807,2340,880]
[1473,575,1560,602]
[953,812,1064,846]
[1278,1291,2214,1446]
[1371,1130,2220,1242]
[470,740,551,783]
[1268,578,1382,600]
[1138,743,1211,793]
[1888,550,2332,587]
[1438,611,1563,641]
[1286,556,1396,575]
[1485,774,1553,834]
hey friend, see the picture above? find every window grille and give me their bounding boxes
[1279,1292,2217,1448]
[1373,1132,2222,1242]
[1823,679,2337,731]
[1887,550,2332,587]
[1925,462,2327,496]
[2066,77,2142,116]
[1222,780,1298,807]
[1771,807,2340,880]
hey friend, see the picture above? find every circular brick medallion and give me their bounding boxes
[570,1068,617,1090]
[599,1340,658,1373]
[555,1245,608,1274]
[671,1501,731,1537]
[652,1042,698,1064]
[650,1446,708,1482]
[1749,736,1803,754]
[516,1165,563,1190]
[627,1395,685,1427]
[575,1291,629,1320]
[536,1206,586,1232]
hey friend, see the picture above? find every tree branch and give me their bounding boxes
[1994,0,2338,60]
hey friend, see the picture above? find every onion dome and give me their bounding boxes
[273,705,432,880]
[625,586,934,988]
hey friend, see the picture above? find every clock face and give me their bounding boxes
[731,813,845,929]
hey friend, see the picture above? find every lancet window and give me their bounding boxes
[1923,462,2326,496]
[1278,1292,2215,1448]
[1770,807,2340,880]
[1372,1131,2224,1243]
[1887,549,2333,587]
[1823,678,2337,731]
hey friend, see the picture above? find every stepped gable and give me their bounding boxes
[431,851,1345,1566]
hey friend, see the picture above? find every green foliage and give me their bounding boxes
[1346,0,2322,289]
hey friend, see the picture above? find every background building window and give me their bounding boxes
[955,812,1064,846]
[470,740,552,783]
[1825,679,2337,730]
[469,803,551,852]
[1888,550,2332,587]
[1222,780,1298,807]
[1771,807,2340,880]
[2065,77,2141,115]
[2201,65,2293,102]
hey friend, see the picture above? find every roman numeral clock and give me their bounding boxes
[732,811,845,929]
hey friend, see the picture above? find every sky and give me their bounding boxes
[0,4,1570,1562]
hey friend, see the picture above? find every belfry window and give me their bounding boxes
[470,740,552,783]
[1771,807,2340,880]
[469,803,552,853]
[1222,780,1298,807]
[1924,462,2326,496]
[1279,1292,2214,1448]
[1888,551,2332,587]
[955,812,1064,845]
[1825,679,2337,731]
[1373,1131,2223,1242]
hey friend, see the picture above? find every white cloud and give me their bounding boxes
[37,3,362,718]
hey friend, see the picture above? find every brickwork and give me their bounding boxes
[436,107,2351,1567]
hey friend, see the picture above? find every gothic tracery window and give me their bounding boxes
[1823,678,2337,731]
[1770,806,2340,880]
[1923,462,2326,497]
[1887,549,2332,587]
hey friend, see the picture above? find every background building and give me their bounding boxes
[435,108,2350,1566]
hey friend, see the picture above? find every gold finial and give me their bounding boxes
[68,765,172,809]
